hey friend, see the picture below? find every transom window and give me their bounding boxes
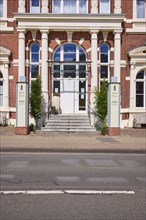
[99,43,110,86]
[52,0,87,14]
[136,0,146,18]
[0,71,3,106]
[136,70,146,107]
[100,0,110,14]
[30,43,40,80]
[30,0,40,13]
[53,44,86,63]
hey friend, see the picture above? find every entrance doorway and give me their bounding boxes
[52,43,87,114]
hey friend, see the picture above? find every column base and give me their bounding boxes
[108,127,121,136]
[15,127,30,135]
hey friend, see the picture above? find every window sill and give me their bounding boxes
[0,18,14,32]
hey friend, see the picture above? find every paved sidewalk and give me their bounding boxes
[0,126,146,153]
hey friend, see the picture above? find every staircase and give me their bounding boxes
[41,114,96,132]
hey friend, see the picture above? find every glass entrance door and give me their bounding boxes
[52,43,88,114]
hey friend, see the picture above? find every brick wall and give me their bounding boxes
[15,127,30,135]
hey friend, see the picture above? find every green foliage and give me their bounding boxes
[29,75,42,122]
[29,123,36,132]
[101,122,108,135]
[94,80,108,123]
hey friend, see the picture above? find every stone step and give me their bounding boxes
[41,113,96,133]
[43,126,94,130]
[40,128,96,132]
[48,116,89,119]
[46,120,90,124]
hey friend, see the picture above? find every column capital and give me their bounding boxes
[113,29,122,34]
[40,29,49,34]
[18,30,26,40]
[130,62,136,69]
[17,28,26,33]
[90,30,99,35]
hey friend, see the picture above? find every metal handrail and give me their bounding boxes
[88,103,102,118]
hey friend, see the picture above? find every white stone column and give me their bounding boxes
[18,0,26,13]
[129,64,135,109]
[90,30,98,118]
[3,62,9,109]
[42,0,49,13]
[91,0,98,13]
[114,0,121,14]
[41,30,49,109]
[114,31,121,82]
[18,30,25,81]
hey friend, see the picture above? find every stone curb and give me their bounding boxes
[0,147,145,154]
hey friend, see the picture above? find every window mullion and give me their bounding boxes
[77,0,79,13]
[61,0,63,13]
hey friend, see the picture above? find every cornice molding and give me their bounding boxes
[14,14,125,32]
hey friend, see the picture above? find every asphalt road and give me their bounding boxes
[0,152,146,220]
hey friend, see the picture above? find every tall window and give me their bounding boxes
[52,0,87,13]
[30,0,40,13]
[100,0,110,14]
[99,43,110,85]
[136,70,146,107]
[0,0,3,17]
[0,71,3,106]
[30,43,40,81]
[137,0,146,18]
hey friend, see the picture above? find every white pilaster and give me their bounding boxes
[129,64,135,110]
[18,30,25,80]
[114,31,121,82]
[114,0,121,14]
[42,0,49,13]
[3,62,9,109]
[90,30,98,111]
[91,0,98,13]
[18,0,26,13]
[41,30,49,107]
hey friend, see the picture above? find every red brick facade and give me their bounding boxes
[0,0,146,132]
[15,127,30,135]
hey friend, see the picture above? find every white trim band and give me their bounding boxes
[0,190,135,195]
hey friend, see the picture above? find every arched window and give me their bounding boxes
[30,43,40,80]
[136,70,146,107]
[52,43,86,94]
[0,71,3,106]
[99,43,110,86]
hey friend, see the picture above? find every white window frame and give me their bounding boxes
[30,0,40,13]
[30,43,40,82]
[52,0,88,14]
[100,0,110,14]
[135,70,146,108]
[99,43,110,85]
[0,72,3,106]
[133,0,146,19]
[0,0,7,18]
